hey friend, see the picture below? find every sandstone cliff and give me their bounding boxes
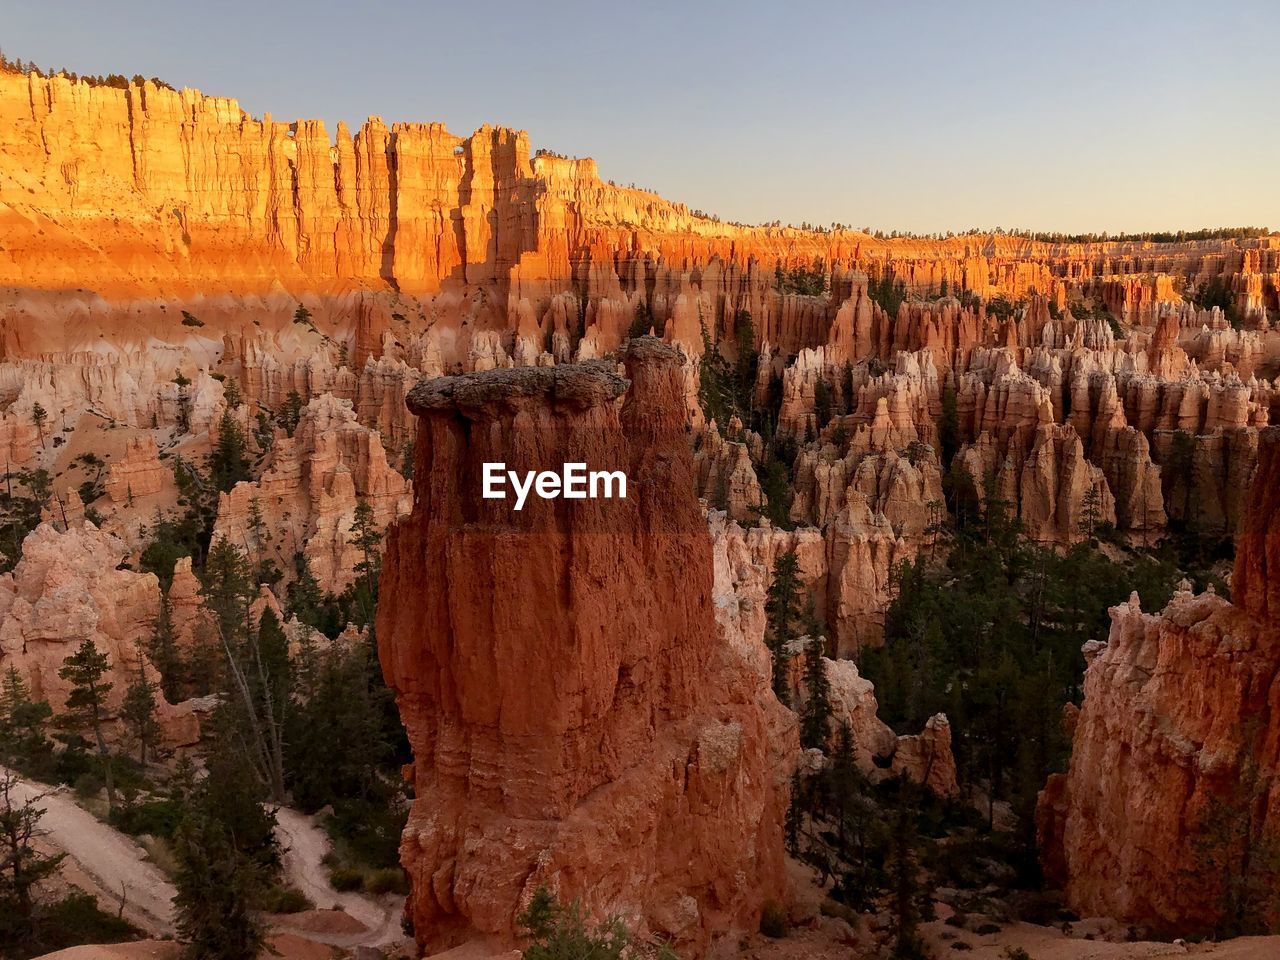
[377,340,795,953]
[1039,426,1280,935]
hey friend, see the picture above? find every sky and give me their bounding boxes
[5,0,1278,234]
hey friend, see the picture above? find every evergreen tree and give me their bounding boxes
[286,553,326,631]
[223,377,241,409]
[840,362,855,415]
[202,539,286,799]
[938,383,959,467]
[814,377,833,429]
[146,591,184,703]
[57,640,116,810]
[799,643,833,749]
[627,300,654,339]
[886,780,929,960]
[120,657,161,768]
[0,668,52,774]
[764,550,803,706]
[346,499,382,629]
[201,537,254,646]
[278,390,304,437]
[1078,485,1103,541]
[30,404,47,449]
[172,811,266,960]
[246,496,278,585]
[0,772,65,946]
[208,410,250,493]
[287,641,392,811]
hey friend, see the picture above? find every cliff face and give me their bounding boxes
[6,71,1278,319]
[1039,426,1280,935]
[210,392,411,593]
[376,339,794,953]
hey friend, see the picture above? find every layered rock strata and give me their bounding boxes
[377,340,794,953]
[1038,426,1280,934]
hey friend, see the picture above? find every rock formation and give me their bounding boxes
[1039,426,1280,935]
[211,393,411,592]
[0,521,174,727]
[377,340,795,953]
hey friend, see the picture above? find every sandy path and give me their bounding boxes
[273,806,406,948]
[9,771,404,949]
[8,775,177,934]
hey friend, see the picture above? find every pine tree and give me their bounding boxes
[886,780,929,960]
[246,496,277,584]
[799,643,833,749]
[202,537,254,646]
[765,549,803,706]
[120,657,161,768]
[814,377,833,428]
[57,639,116,810]
[1078,485,1102,541]
[208,410,250,493]
[286,553,326,631]
[202,539,286,799]
[171,809,268,960]
[278,390,304,437]
[172,710,281,958]
[0,771,65,944]
[29,404,47,449]
[346,499,382,629]
[146,591,184,703]
[0,668,52,773]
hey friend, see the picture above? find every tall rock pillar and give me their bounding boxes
[377,339,792,953]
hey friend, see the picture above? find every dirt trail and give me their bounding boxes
[9,770,404,949]
[273,806,406,948]
[8,775,177,934]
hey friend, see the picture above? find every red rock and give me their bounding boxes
[377,340,794,954]
[1039,427,1280,934]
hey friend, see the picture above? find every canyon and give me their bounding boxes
[0,65,1278,958]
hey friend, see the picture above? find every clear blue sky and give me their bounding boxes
[6,0,1278,234]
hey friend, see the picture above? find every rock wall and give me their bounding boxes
[1039,426,1280,935]
[0,522,180,731]
[376,340,795,953]
[210,393,411,592]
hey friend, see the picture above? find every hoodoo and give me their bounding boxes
[1039,426,1280,935]
[376,338,795,953]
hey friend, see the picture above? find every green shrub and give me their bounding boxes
[73,772,102,799]
[109,798,184,838]
[259,885,313,914]
[180,311,204,327]
[759,899,788,939]
[365,867,409,895]
[328,867,364,892]
[975,922,1002,935]
[35,892,140,952]
[325,798,405,869]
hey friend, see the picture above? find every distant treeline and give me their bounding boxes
[0,51,173,90]
[1021,226,1273,244]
